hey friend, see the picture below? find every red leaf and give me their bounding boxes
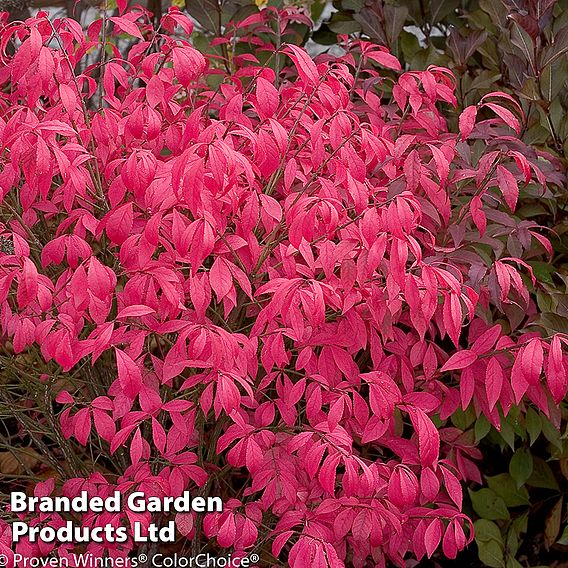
[74,408,91,445]
[130,427,144,465]
[547,336,567,403]
[469,195,486,236]
[522,338,543,386]
[441,466,463,509]
[117,305,156,319]
[272,531,294,557]
[485,358,504,412]
[217,514,237,548]
[56,391,74,404]
[146,75,164,108]
[255,77,279,118]
[484,102,521,134]
[17,258,39,309]
[366,49,401,70]
[318,453,341,494]
[496,165,519,211]
[172,46,206,87]
[460,366,476,409]
[511,345,530,404]
[405,406,440,467]
[404,149,421,191]
[425,518,442,558]
[59,84,78,116]
[471,324,502,355]
[284,44,319,86]
[387,466,418,509]
[459,105,477,140]
[92,408,116,442]
[109,17,144,39]
[115,348,143,399]
[105,203,133,245]
[441,350,478,371]
[209,257,233,302]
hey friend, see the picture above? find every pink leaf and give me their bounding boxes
[441,350,478,371]
[105,203,133,245]
[471,324,502,355]
[115,349,143,399]
[405,406,440,468]
[496,165,519,211]
[484,102,521,134]
[366,49,401,70]
[255,77,279,118]
[469,195,486,236]
[56,391,74,404]
[117,305,156,318]
[109,17,144,39]
[92,408,116,442]
[284,44,319,86]
[459,105,477,140]
[74,408,91,445]
[522,338,543,386]
[172,46,206,87]
[17,258,38,309]
[146,75,164,108]
[547,336,567,403]
[485,358,504,412]
[272,531,294,557]
[424,518,442,558]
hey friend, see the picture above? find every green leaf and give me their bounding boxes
[327,13,361,35]
[515,203,548,219]
[400,30,421,62]
[499,416,516,451]
[558,524,568,545]
[452,406,476,430]
[311,25,341,46]
[511,511,529,536]
[339,0,364,10]
[430,0,460,24]
[544,498,563,549]
[541,415,563,451]
[508,406,525,439]
[506,527,519,557]
[528,261,556,285]
[538,312,568,335]
[509,448,533,488]
[477,539,505,568]
[469,488,510,520]
[474,519,503,543]
[486,474,530,507]
[536,290,556,314]
[310,0,327,21]
[475,414,492,443]
[525,408,542,446]
[526,458,559,490]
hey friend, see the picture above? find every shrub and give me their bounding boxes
[0,5,566,567]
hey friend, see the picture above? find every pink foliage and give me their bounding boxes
[0,6,566,567]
